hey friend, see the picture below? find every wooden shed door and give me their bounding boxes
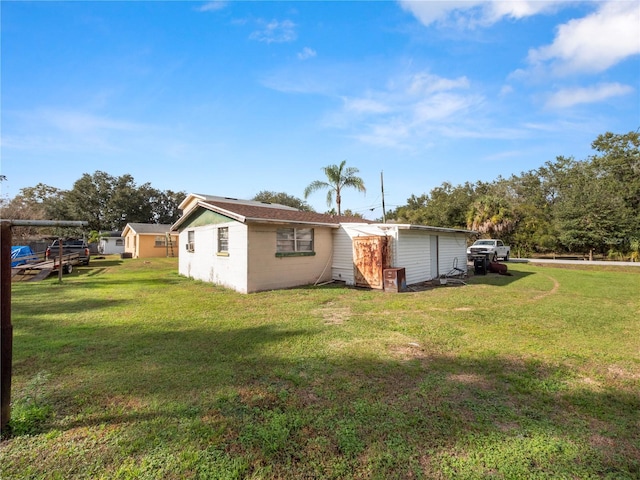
[353,236,390,289]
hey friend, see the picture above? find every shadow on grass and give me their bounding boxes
[11,322,638,478]
[465,264,536,287]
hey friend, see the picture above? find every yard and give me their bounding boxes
[1,257,639,479]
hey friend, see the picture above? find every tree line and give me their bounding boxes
[389,131,639,260]
[1,171,186,241]
[1,130,637,259]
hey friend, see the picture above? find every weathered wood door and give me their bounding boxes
[353,236,390,289]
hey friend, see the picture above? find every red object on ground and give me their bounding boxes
[488,262,510,275]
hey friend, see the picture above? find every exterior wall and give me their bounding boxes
[246,225,334,293]
[123,231,136,256]
[437,233,468,276]
[123,232,179,258]
[334,225,469,286]
[396,230,432,285]
[99,237,125,255]
[332,224,398,286]
[178,222,248,293]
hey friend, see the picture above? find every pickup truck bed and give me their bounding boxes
[45,239,91,265]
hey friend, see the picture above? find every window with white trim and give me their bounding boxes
[217,227,229,254]
[155,235,167,247]
[186,230,195,252]
[276,228,314,255]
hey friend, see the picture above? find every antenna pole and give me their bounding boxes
[381,171,386,224]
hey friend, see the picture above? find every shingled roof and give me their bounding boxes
[122,223,174,235]
[172,194,372,230]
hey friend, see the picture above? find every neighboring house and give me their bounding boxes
[172,193,473,294]
[98,232,124,255]
[122,223,179,258]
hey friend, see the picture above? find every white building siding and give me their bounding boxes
[99,237,125,255]
[396,230,432,285]
[334,224,470,286]
[437,233,468,276]
[332,224,397,286]
[178,222,248,293]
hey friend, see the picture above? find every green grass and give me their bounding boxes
[2,257,639,479]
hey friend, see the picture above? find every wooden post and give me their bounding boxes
[58,237,63,282]
[1,221,13,430]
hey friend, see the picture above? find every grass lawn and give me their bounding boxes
[1,256,639,479]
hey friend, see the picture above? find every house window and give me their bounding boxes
[155,235,167,247]
[186,231,195,252]
[115,239,124,246]
[276,228,314,256]
[217,227,229,254]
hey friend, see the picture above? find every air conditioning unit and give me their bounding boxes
[186,242,195,252]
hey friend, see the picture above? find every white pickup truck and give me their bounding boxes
[467,239,510,262]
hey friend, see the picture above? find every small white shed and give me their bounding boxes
[98,232,125,255]
[333,223,471,288]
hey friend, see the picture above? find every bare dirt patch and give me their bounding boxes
[447,372,494,391]
[317,302,351,325]
[389,342,428,361]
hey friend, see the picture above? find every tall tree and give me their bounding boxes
[151,189,187,224]
[252,191,313,211]
[304,160,366,216]
[507,171,556,255]
[589,131,640,237]
[63,171,186,231]
[466,194,517,237]
[0,183,69,239]
[64,171,114,231]
[390,182,477,228]
[554,160,632,259]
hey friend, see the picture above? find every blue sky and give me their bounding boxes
[2,1,639,219]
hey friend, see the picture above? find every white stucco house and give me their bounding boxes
[171,193,473,294]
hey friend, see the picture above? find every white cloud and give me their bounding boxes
[4,108,148,153]
[343,97,390,114]
[249,19,297,43]
[297,47,317,60]
[413,92,479,122]
[332,72,485,148]
[408,73,470,94]
[545,82,634,108]
[398,0,561,28]
[196,2,227,13]
[527,1,640,75]
[487,0,561,22]
[39,109,143,134]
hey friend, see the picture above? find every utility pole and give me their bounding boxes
[381,171,386,224]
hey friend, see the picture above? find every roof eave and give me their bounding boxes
[400,224,475,234]
[244,217,340,228]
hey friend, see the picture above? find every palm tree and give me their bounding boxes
[304,160,366,216]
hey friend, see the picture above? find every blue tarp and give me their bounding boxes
[11,246,39,267]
